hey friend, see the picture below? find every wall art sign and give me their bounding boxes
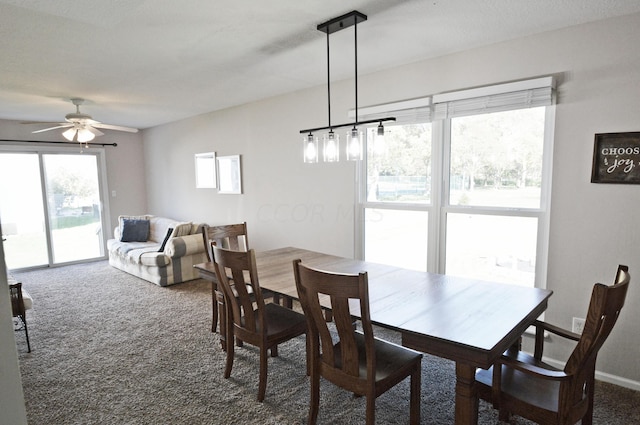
[591,132,640,184]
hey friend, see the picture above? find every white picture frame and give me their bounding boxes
[195,152,216,188]
[217,155,242,194]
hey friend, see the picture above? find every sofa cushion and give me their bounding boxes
[149,217,176,243]
[120,218,150,242]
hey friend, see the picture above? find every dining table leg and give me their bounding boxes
[455,363,479,425]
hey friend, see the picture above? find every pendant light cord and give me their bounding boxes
[326,31,331,129]
[354,19,358,126]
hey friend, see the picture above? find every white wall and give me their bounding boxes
[0,223,27,424]
[142,13,640,386]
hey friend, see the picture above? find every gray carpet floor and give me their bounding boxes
[13,261,640,424]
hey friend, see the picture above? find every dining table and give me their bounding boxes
[194,246,553,425]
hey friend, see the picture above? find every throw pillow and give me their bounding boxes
[120,219,150,242]
[157,227,174,252]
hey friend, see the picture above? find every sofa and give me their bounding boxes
[107,215,208,286]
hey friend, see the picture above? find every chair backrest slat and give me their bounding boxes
[293,260,373,379]
[202,222,249,261]
[212,247,264,334]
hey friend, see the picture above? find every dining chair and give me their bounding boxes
[476,264,630,425]
[202,222,280,344]
[292,259,423,425]
[211,246,307,402]
[9,279,33,352]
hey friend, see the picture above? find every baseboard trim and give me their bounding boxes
[542,357,640,391]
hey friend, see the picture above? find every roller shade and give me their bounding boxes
[433,77,555,120]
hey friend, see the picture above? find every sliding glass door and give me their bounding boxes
[0,148,108,270]
[0,153,48,268]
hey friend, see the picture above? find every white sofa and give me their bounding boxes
[107,215,208,286]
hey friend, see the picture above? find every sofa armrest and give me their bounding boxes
[165,233,206,258]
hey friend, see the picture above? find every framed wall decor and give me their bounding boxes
[217,155,242,194]
[195,152,217,188]
[591,132,640,184]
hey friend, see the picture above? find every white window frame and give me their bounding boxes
[356,77,556,289]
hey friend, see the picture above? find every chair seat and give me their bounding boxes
[476,351,561,412]
[331,332,423,384]
[22,289,33,310]
[262,303,307,341]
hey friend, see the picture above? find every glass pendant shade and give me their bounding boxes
[77,128,95,143]
[323,131,339,162]
[62,128,77,141]
[303,134,319,163]
[346,127,362,161]
[374,122,386,155]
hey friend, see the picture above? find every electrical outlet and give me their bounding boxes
[572,317,586,334]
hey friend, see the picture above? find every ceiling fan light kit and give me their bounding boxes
[300,10,395,163]
[25,97,138,145]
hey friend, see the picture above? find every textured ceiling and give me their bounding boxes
[1,0,640,132]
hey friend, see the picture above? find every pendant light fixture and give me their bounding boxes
[300,10,395,163]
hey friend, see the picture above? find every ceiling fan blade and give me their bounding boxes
[32,124,73,133]
[86,126,104,137]
[92,123,139,133]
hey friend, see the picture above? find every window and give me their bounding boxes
[359,78,554,288]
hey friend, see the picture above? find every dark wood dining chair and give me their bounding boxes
[476,264,630,425]
[292,259,423,425]
[9,279,32,352]
[211,246,307,402]
[202,222,250,334]
[202,222,280,346]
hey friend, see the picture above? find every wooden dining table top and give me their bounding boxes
[243,246,553,369]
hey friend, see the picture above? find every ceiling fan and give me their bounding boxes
[24,98,138,143]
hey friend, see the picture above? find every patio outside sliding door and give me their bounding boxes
[0,150,107,270]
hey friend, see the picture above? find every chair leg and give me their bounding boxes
[211,282,218,332]
[258,346,268,402]
[309,367,320,425]
[365,392,376,425]
[218,290,236,351]
[270,344,278,357]
[584,376,595,425]
[410,364,421,425]
[305,335,311,376]
[498,406,510,422]
[22,314,31,353]
[223,307,234,379]
[283,296,293,309]
[224,337,234,379]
